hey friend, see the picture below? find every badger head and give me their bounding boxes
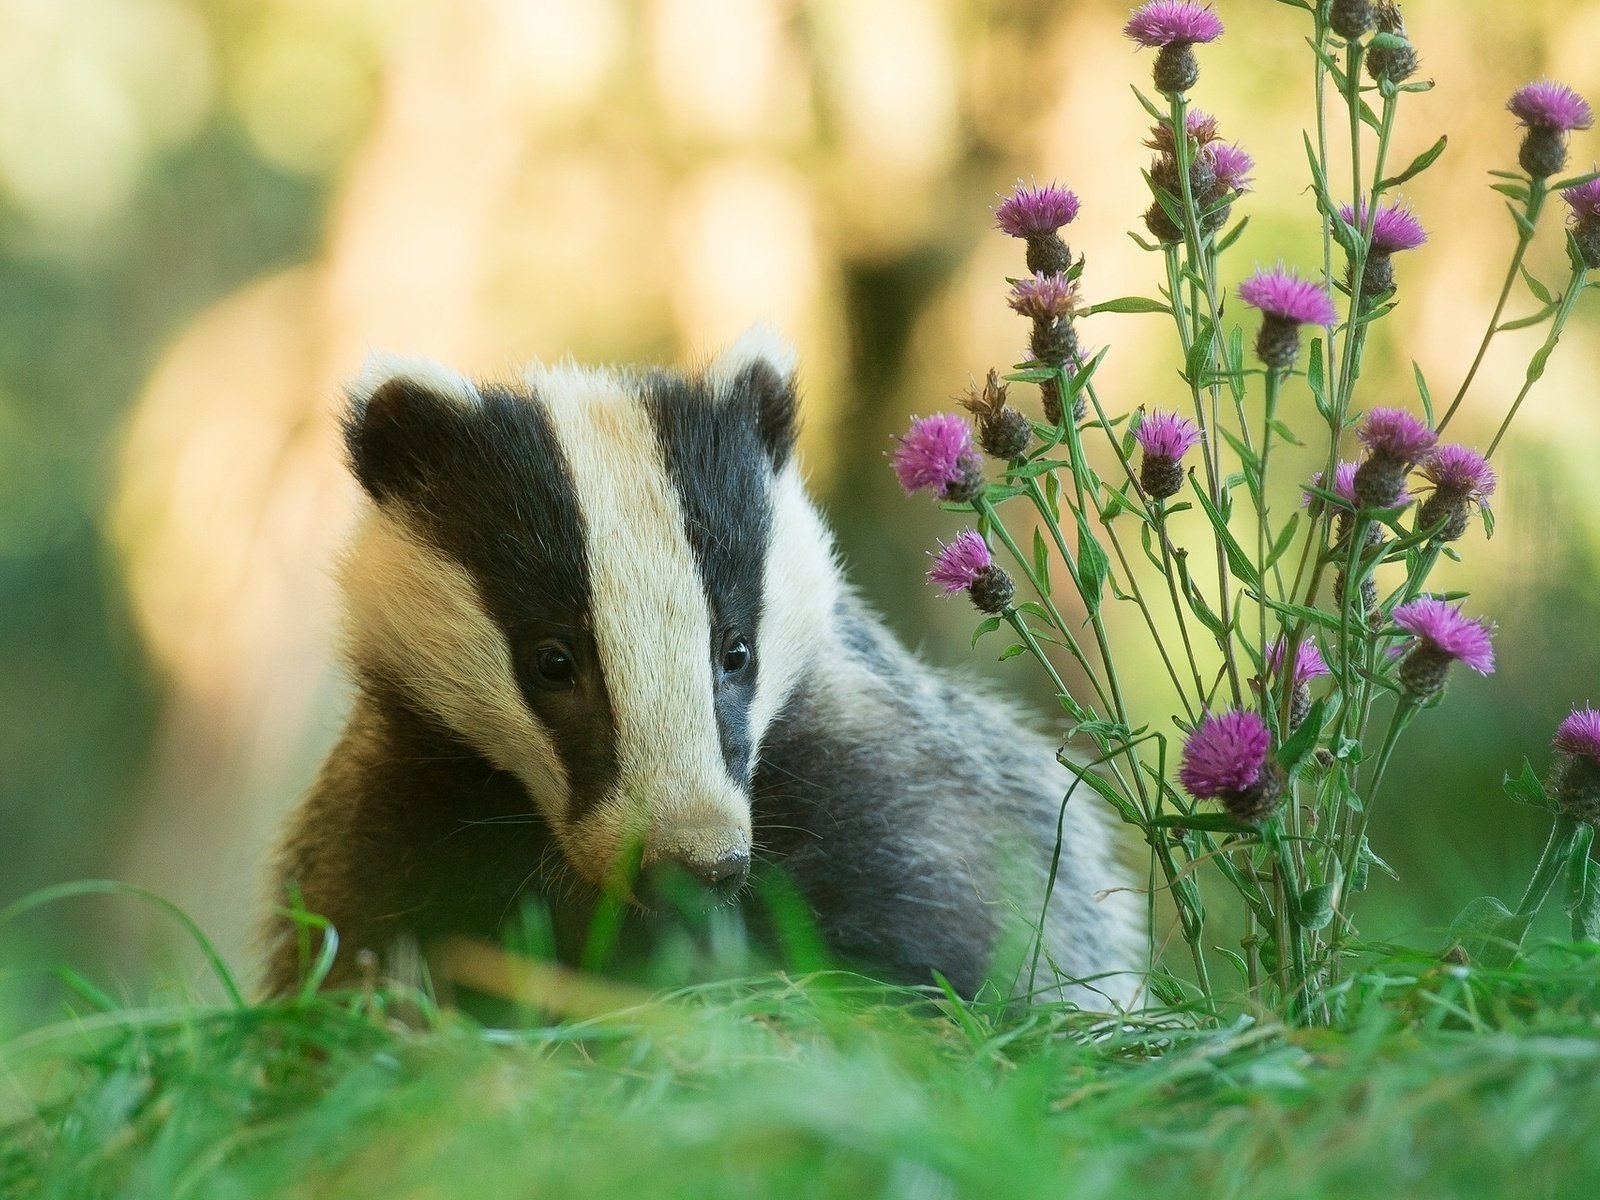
[338,330,839,903]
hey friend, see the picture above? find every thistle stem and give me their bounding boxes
[1438,179,1548,432]
[1486,258,1590,458]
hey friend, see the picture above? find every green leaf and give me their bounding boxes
[1307,338,1330,420]
[1379,134,1447,190]
[1412,361,1434,424]
[1504,758,1559,812]
[1032,527,1050,595]
[1566,824,1599,941]
[1507,200,1536,238]
[1129,85,1167,122]
[1296,883,1337,931]
[1214,946,1251,986]
[1149,812,1259,835]
[1055,750,1144,825]
[1072,718,1138,744]
[1268,513,1301,570]
[1527,340,1556,386]
[1445,895,1527,967]
[1265,598,1341,632]
[1569,229,1592,277]
[1075,511,1109,615]
[1190,480,1261,591]
[1276,699,1327,774]
[1184,314,1216,384]
[1172,551,1229,640]
[1553,166,1600,192]
[1491,181,1532,203]
[1006,456,1072,480]
[999,643,1027,661]
[1216,215,1250,254]
[1498,302,1559,333]
[969,615,1003,646]
[1087,295,1172,316]
[1520,265,1554,305]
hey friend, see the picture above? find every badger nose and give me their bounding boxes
[639,849,750,909]
[691,850,751,891]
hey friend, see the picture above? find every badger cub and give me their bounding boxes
[262,331,1139,1002]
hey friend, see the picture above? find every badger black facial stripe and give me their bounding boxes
[349,374,621,821]
[638,368,774,783]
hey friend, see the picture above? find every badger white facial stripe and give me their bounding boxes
[529,361,753,875]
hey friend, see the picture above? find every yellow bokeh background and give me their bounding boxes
[2,0,1597,986]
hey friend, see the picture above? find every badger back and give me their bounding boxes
[337,332,839,888]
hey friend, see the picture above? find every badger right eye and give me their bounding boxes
[531,642,576,687]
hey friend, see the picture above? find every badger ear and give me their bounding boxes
[712,325,799,469]
[343,354,481,502]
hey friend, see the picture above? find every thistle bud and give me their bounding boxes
[1330,0,1374,41]
[1551,707,1600,826]
[1365,5,1419,85]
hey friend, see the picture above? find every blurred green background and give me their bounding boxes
[1,0,1597,997]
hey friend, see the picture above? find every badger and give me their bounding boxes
[261,330,1141,1004]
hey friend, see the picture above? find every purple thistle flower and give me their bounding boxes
[1124,1,1224,48]
[1565,175,1600,220]
[894,413,983,501]
[1339,199,1428,254]
[1352,408,1434,508]
[1303,461,1360,509]
[1179,710,1281,822]
[1358,407,1437,461]
[1180,710,1270,797]
[928,529,993,594]
[1392,597,1495,695]
[1239,266,1337,369]
[1419,444,1496,499]
[1135,409,1202,500]
[1126,1,1224,95]
[995,181,1081,239]
[1203,142,1254,193]
[929,529,1014,613]
[1266,637,1332,685]
[1008,272,1083,321]
[1555,707,1600,760]
[1509,81,1594,177]
[1563,174,1600,270]
[1239,267,1339,327]
[1508,80,1595,133]
[1134,409,1202,460]
[1417,444,1494,541]
[1553,705,1600,825]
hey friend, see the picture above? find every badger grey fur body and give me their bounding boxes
[262,332,1140,1002]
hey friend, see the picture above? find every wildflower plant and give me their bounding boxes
[895,2,1600,1022]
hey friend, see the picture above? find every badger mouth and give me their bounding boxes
[632,855,752,914]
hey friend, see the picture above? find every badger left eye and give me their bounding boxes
[720,634,753,677]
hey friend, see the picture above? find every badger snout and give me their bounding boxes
[638,824,752,909]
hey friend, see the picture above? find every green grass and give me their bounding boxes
[6,938,1600,1199]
